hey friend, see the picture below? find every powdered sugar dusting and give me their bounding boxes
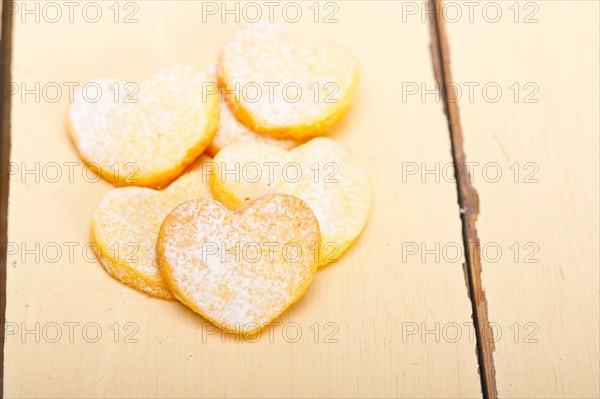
[69,65,219,187]
[209,91,300,155]
[218,24,358,131]
[212,137,372,265]
[91,156,213,298]
[158,194,319,332]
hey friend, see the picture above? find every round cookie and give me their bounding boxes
[206,92,300,156]
[91,156,213,299]
[157,193,320,335]
[217,24,359,139]
[210,137,371,266]
[68,65,219,188]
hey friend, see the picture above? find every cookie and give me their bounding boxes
[68,65,219,188]
[210,137,371,266]
[206,90,300,156]
[91,156,213,299]
[157,193,320,335]
[217,24,359,139]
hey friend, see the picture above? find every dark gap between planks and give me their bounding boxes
[0,1,500,398]
[0,0,14,397]
[427,0,498,397]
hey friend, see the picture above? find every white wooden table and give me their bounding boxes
[0,1,597,397]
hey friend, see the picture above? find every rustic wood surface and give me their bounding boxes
[2,1,486,398]
[444,1,599,397]
[2,1,599,397]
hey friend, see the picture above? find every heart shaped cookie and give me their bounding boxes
[206,89,301,156]
[210,137,371,266]
[68,65,219,188]
[91,156,213,299]
[217,24,359,139]
[157,193,320,334]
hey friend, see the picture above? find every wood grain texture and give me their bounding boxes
[0,0,13,396]
[3,1,481,397]
[429,1,497,395]
[444,1,600,397]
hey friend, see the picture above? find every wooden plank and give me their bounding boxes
[3,1,481,397]
[443,1,600,397]
[428,1,497,395]
[0,0,13,396]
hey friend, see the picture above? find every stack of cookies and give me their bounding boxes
[68,24,371,335]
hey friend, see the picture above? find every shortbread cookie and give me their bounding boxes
[91,156,213,299]
[68,65,219,188]
[206,93,300,156]
[157,194,320,334]
[217,24,359,139]
[210,138,371,266]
